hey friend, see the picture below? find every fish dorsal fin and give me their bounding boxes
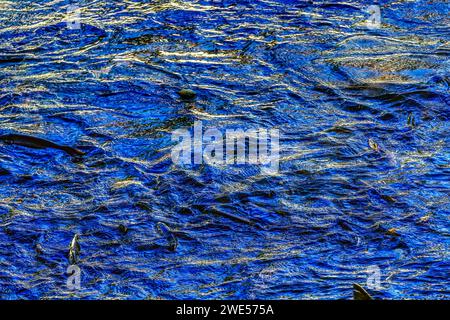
[353,284,374,300]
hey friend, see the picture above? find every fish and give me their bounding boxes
[0,134,85,157]
[68,234,80,265]
[35,243,44,255]
[368,138,380,152]
[178,89,196,101]
[118,224,128,234]
[209,207,258,227]
[0,167,10,176]
[367,138,399,166]
[353,283,374,300]
[407,112,416,127]
[156,222,178,251]
[386,228,400,237]
[0,55,27,64]
[136,223,178,252]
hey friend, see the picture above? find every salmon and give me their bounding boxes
[0,134,84,157]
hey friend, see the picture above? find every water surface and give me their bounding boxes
[0,0,449,299]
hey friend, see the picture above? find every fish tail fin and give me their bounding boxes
[60,146,85,157]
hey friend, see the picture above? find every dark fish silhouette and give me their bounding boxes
[0,167,10,175]
[0,55,26,64]
[0,134,84,157]
[157,222,178,251]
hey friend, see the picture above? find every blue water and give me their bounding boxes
[0,0,449,299]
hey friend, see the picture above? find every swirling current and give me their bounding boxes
[0,0,449,299]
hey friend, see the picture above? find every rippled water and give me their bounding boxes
[0,0,449,299]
